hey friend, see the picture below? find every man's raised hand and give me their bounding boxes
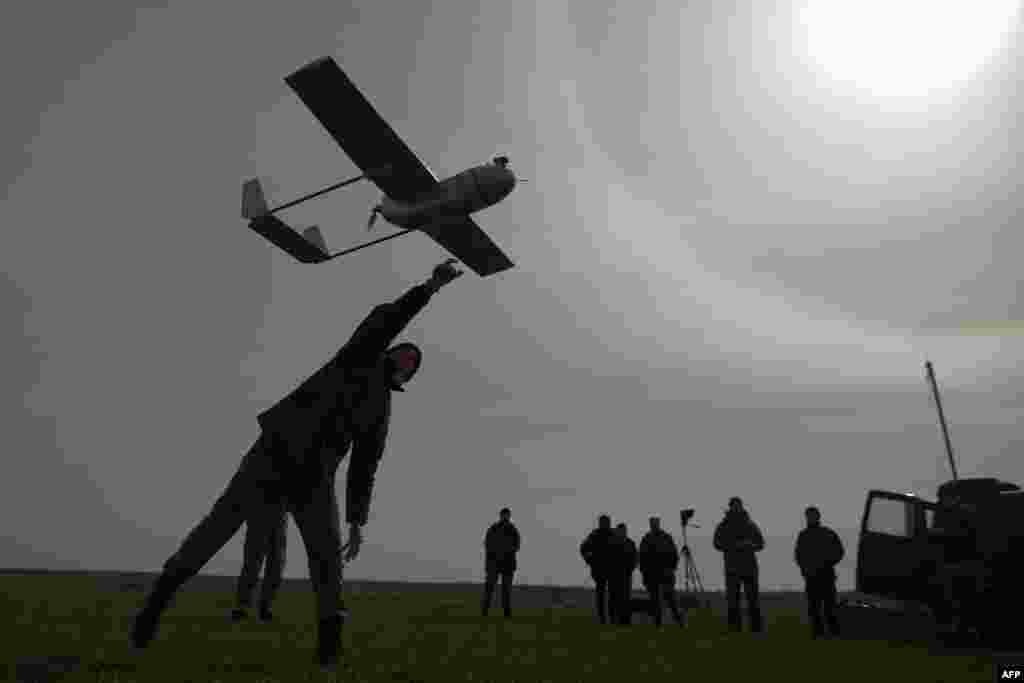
[429,258,464,289]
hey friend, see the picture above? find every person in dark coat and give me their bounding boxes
[713,496,765,633]
[608,522,638,625]
[130,259,464,672]
[580,514,615,624]
[638,517,686,627]
[795,506,844,638]
[481,507,521,617]
[231,501,288,622]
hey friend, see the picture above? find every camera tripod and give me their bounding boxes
[679,512,709,609]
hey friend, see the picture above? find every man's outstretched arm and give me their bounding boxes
[342,260,464,525]
[340,259,465,367]
[339,260,465,562]
[262,260,464,445]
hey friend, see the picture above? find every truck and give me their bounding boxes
[854,362,1024,647]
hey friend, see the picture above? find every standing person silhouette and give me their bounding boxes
[580,515,616,624]
[609,522,638,625]
[481,507,521,617]
[638,517,686,627]
[795,506,844,638]
[714,497,765,633]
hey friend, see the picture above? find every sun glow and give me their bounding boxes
[797,0,1019,101]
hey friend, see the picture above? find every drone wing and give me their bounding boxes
[285,57,438,201]
[419,216,514,277]
[283,57,515,276]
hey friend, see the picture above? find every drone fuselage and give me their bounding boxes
[376,162,516,229]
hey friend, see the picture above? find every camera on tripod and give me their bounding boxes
[676,508,708,608]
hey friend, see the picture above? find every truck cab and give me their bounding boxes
[856,490,941,602]
[857,478,1024,642]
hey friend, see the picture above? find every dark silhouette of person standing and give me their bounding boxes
[713,496,765,633]
[130,259,464,672]
[638,517,686,627]
[609,522,638,625]
[481,507,520,617]
[795,506,844,638]
[580,515,616,624]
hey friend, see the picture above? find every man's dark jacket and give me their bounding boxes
[638,529,680,582]
[580,528,616,577]
[713,510,765,577]
[484,520,521,573]
[257,283,434,527]
[610,535,638,577]
[795,524,844,580]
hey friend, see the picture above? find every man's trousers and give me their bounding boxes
[589,570,612,624]
[235,499,288,613]
[608,571,633,625]
[642,572,684,626]
[725,570,763,632]
[804,571,839,637]
[481,564,514,617]
[159,432,345,622]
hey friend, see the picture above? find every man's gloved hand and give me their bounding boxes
[427,258,464,291]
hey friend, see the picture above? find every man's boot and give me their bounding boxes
[480,583,493,617]
[258,601,275,622]
[727,606,741,632]
[131,569,190,650]
[501,583,512,618]
[750,605,764,634]
[316,612,345,672]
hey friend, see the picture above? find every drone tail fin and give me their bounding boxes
[302,225,329,255]
[242,178,270,219]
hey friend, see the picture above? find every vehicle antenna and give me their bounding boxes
[925,360,959,482]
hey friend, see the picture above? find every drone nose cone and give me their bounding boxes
[471,164,517,207]
[497,167,516,196]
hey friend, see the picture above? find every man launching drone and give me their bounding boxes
[131,258,464,672]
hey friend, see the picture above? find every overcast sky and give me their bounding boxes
[3,1,1023,590]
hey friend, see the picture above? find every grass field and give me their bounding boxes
[1,571,1001,682]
